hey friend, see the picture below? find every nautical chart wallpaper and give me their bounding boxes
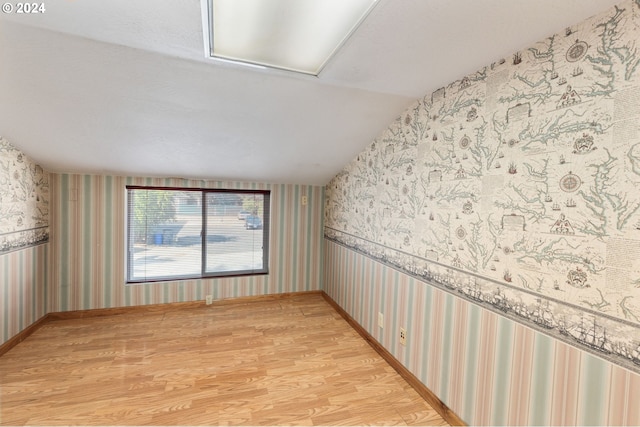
[0,137,49,254]
[325,1,640,373]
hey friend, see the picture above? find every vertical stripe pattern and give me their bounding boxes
[323,239,640,426]
[46,174,323,312]
[0,244,48,345]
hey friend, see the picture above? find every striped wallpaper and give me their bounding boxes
[47,173,324,312]
[0,137,49,347]
[324,239,640,425]
[0,244,48,346]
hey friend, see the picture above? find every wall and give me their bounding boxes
[325,240,640,425]
[48,173,323,312]
[0,137,49,254]
[324,1,640,425]
[0,137,48,346]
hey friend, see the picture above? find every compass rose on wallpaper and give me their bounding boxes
[560,172,582,193]
[455,225,467,240]
[566,39,589,62]
[459,135,471,150]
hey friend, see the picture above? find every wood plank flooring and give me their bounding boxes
[0,293,448,426]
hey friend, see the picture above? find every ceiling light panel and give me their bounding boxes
[205,0,377,75]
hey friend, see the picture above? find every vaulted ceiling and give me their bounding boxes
[0,0,622,185]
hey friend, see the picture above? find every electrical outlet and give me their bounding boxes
[399,327,407,346]
[301,195,308,206]
[205,295,213,305]
[378,312,384,328]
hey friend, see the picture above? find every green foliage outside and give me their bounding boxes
[207,193,242,206]
[243,196,264,216]
[132,190,176,243]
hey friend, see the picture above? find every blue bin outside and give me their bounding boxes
[153,233,162,245]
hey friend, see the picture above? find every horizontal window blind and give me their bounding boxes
[127,186,269,283]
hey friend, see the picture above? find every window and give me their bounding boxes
[126,186,269,283]
[203,0,378,75]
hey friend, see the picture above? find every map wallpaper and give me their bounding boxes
[0,137,49,254]
[325,1,640,373]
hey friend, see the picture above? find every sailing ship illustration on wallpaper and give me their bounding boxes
[459,281,484,303]
[573,316,613,355]
[512,302,531,320]
[490,288,510,312]
[503,269,512,282]
[558,317,570,336]
[323,0,640,377]
[612,342,640,364]
[531,300,556,329]
[444,273,457,291]
[632,345,640,365]
[326,226,640,372]
[513,51,522,65]
[434,280,627,355]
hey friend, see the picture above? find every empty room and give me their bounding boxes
[2,0,640,425]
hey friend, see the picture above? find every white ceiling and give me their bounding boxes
[0,0,622,185]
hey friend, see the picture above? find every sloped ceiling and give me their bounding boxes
[0,0,622,185]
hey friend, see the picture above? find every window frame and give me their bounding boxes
[126,185,270,284]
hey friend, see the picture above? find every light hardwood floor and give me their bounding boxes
[0,293,448,426]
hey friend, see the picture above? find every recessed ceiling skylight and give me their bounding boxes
[202,0,378,75]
